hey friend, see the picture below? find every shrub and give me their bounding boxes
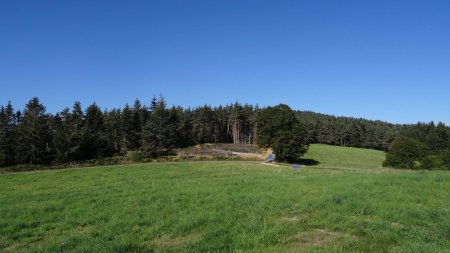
[439,150,450,170]
[127,150,144,162]
[383,136,427,169]
[421,155,444,170]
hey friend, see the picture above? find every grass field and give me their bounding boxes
[302,144,386,170]
[1,146,449,252]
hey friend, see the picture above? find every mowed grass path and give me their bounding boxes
[1,161,449,252]
[303,144,386,170]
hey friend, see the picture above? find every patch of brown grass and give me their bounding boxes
[281,215,308,222]
[390,222,404,230]
[284,229,354,248]
[150,233,203,249]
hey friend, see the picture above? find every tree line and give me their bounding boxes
[1,96,449,168]
[0,96,259,166]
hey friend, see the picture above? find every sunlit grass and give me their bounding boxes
[0,159,449,252]
[303,144,386,170]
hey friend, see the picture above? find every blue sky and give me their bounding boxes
[1,0,449,124]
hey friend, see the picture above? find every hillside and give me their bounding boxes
[176,144,386,170]
[302,144,386,169]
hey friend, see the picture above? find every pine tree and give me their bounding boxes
[130,99,145,149]
[174,106,194,147]
[192,105,215,143]
[141,97,179,158]
[104,108,122,154]
[52,108,72,163]
[51,102,86,163]
[121,103,133,151]
[68,101,85,160]
[0,102,17,166]
[15,97,52,164]
[80,103,107,159]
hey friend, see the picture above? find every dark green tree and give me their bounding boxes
[383,136,428,169]
[255,104,309,162]
[80,103,108,159]
[272,124,309,163]
[67,101,85,161]
[175,106,194,148]
[255,104,298,147]
[440,150,450,170]
[15,97,53,164]
[52,108,73,163]
[131,99,147,148]
[141,97,179,158]
[104,108,123,154]
[121,103,133,151]
[0,102,17,166]
[192,105,216,144]
[426,122,449,151]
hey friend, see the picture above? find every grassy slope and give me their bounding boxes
[302,144,386,169]
[1,161,449,252]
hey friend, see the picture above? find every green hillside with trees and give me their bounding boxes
[1,96,450,170]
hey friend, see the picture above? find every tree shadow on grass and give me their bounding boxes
[298,159,320,166]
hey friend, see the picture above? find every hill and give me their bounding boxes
[302,144,386,170]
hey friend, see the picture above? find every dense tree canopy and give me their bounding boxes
[0,102,17,166]
[255,104,298,147]
[0,96,449,169]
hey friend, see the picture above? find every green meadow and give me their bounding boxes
[302,144,386,170]
[1,145,449,252]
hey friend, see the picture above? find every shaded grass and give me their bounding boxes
[303,144,386,170]
[0,161,449,252]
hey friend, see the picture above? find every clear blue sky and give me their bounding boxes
[1,0,449,124]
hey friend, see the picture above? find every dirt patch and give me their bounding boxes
[284,229,353,248]
[151,233,203,249]
[261,162,282,167]
[178,143,265,160]
[390,222,404,230]
[282,215,308,222]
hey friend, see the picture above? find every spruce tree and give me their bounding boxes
[80,103,107,159]
[130,99,145,149]
[15,97,52,164]
[68,101,84,160]
[0,102,17,166]
[104,108,122,154]
[141,97,179,158]
[121,103,133,151]
[52,108,72,163]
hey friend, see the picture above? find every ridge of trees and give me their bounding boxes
[1,96,449,169]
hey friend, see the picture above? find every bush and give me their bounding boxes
[421,155,445,170]
[440,150,450,170]
[383,136,428,169]
[383,153,402,168]
[127,150,144,162]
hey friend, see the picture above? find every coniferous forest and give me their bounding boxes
[1,96,449,169]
